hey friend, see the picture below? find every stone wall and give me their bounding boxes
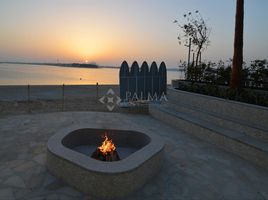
[168,87,268,126]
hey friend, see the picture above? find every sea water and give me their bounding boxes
[0,63,182,85]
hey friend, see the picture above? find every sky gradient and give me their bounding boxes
[0,0,267,67]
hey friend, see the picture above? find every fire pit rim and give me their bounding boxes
[47,124,164,174]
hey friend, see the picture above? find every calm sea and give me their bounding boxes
[0,63,182,85]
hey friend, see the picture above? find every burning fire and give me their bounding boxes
[91,134,120,161]
[98,135,116,155]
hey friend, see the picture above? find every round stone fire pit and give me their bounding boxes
[47,125,164,199]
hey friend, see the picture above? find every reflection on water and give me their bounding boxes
[0,63,181,85]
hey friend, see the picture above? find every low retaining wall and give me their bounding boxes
[168,87,268,127]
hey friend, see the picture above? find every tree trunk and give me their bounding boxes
[230,0,244,89]
[187,38,192,69]
[195,48,201,81]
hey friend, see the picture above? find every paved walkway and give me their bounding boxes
[0,112,267,200]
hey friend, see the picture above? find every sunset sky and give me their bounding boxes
[0,0,267,67]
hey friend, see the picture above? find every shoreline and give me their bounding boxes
[0,61,119,69]
[0,62,181,70]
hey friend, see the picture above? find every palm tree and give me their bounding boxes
[230,0,244,89]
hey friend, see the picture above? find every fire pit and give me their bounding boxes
[47,125,164,199]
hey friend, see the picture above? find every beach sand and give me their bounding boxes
[0,85,120,117]
[0,84,148,117]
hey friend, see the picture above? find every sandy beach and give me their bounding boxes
[0,85,121,117]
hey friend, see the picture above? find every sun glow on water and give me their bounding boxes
[0,63,179,85]
[0,64,120,85]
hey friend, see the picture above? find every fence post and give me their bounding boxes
[62,84,65,111]
[27,84,31,113]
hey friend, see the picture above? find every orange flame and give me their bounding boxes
[98,135,116,155]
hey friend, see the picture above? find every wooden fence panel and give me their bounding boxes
[129,61,139,100]
[159,62,167,95]
[119,61,129,100]
[119,61,166,102]
[140,61,149,100]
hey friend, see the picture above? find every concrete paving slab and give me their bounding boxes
[0,111,267,200]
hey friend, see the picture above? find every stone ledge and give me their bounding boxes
[149,104,268,171]
[167,87,268,126]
